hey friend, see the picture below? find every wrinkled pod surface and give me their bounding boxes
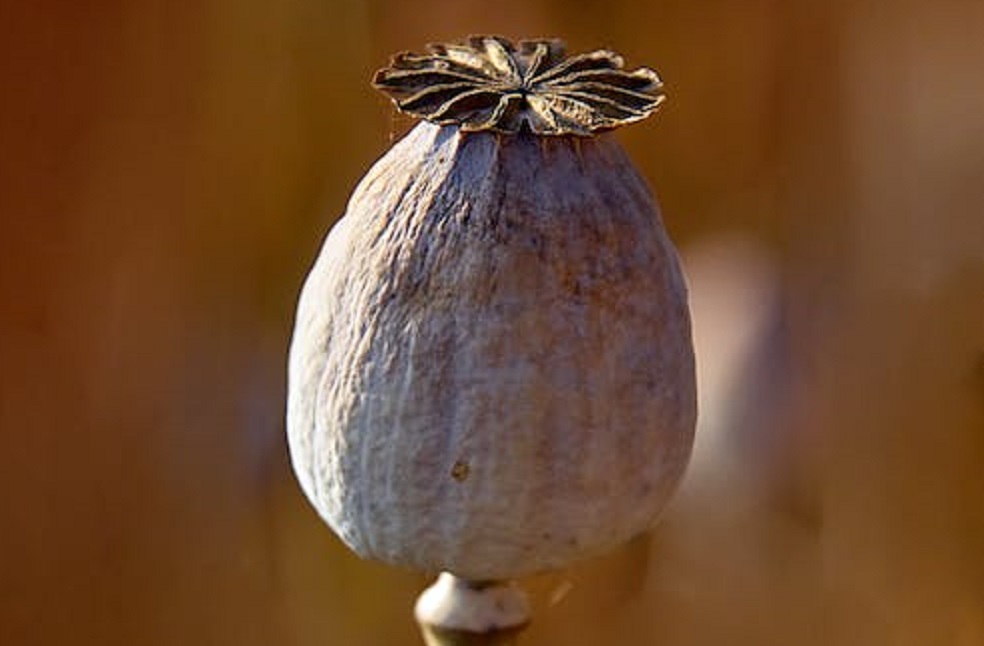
[288,120,695,579]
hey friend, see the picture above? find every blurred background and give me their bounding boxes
[2,1,983,645]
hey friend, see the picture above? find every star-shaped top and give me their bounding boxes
[372,36,666,136]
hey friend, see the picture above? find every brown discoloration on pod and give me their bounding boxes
[287,119,696,580]
[451,460,471,482]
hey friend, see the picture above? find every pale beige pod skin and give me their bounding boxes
[287,36,696,584]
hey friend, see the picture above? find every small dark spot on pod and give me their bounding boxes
[451,460,470,482]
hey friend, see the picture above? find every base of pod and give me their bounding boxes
[415,573,530,646]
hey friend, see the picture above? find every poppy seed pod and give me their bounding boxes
[287,36,696,584]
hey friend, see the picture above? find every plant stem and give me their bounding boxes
[418,623,526,646]
[414,573,530,646]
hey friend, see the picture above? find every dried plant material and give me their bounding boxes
[288,44,695,642]
[287,122,696,580]
[373,35,665,135]
[415,573,530,644]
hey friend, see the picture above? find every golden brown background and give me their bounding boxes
[2,1,983,645]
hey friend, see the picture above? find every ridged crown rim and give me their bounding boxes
[373,35,666,136]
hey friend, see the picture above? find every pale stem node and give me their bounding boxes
[414,573,531,646]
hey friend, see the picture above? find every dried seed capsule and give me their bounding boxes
[287,36,695,582]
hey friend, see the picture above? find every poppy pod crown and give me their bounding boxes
[373,35,666,135]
